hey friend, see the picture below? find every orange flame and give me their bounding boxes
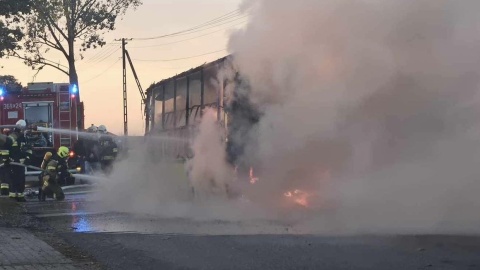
[284,189,310,207]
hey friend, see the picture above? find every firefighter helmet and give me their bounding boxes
[57,146,69,159]
[16,119,27,129]
[98,125,107,133]
[87,124,98,133]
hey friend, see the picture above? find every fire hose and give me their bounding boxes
[0,162,110,189]
[0,162,109,182]
[0,162,46,172]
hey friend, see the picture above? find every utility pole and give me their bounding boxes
[114,38,132,136]
[122,38,128,136]
[115,37,147,136]
[125,50,148,133]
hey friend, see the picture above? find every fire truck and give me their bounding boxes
[0,82,84,175]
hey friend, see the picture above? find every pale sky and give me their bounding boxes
[0,0,245,135]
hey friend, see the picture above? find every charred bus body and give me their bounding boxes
[144,57,322,208]
[144,56,260,174]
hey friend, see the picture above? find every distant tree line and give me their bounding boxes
[0,74,23,92]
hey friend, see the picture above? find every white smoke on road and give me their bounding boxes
[95,126,266,222]
[92,138,193,217]
[223,0,480,234]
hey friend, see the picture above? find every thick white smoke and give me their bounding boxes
[225,0,480,234]
[96,124,268,222]
[92,137,194,218]
[186,108,233,200]
[97,0,480,234]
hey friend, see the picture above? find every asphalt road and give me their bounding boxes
[19,190,480,270]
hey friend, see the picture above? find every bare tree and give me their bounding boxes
[10,0,141,88]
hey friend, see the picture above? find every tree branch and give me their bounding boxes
[42,57,69,69]
[36,34,62,51]
[76,22,91,36]
[107,1,126,16]
[44,20,69,59]
[11,0,142,81]
[32,67,43,81]
[29,2,70,59]
[74,0,96,26]
[10,52,69,75]
[33,2,69,41]
[45,13,69,41]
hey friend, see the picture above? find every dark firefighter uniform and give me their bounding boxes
[0,131,13,196]
[97,134,118,175]
[39,146,73,201]
[72,137,86,174]
[8,129,32,202]
[73,136,100,174]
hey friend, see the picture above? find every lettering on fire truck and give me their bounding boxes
[3,103,23,110]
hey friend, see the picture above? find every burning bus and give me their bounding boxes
[144,56,256,164]
[144,56,323,208]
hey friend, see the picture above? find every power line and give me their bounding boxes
[129,20,247,49]
[134,15,248,41]
[132,49,227,62]
[131,10,247,41]
[93,47,121,64]
[176,10,243,34]
[133,15,248,41]
[76,44,120,73]
[81,58,121,84]
[141,65,198,69]
[84,43,120,63]
[131,9,241,40]
[87,44,119,63]
[156,66,198,70]
[43,59,69,69]
[83,44,113,63]
[193,9,241,29]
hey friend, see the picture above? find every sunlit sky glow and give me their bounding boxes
[0,0,244,135]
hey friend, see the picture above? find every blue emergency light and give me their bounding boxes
[70,84,78,99]
[70,84,78,94]
[0,85,5,96]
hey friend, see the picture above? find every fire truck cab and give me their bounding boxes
[0,82,84,175]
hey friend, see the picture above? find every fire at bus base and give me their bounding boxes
[141,60,327,211]
[105,0,480,233]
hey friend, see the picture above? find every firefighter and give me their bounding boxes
[72,124,96,174]
[77,125,100,174]
[73,133,88,175]
[8,120,32,202]
[0,128,11,196]
[38,146,73,201]
[96,125,118,175]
